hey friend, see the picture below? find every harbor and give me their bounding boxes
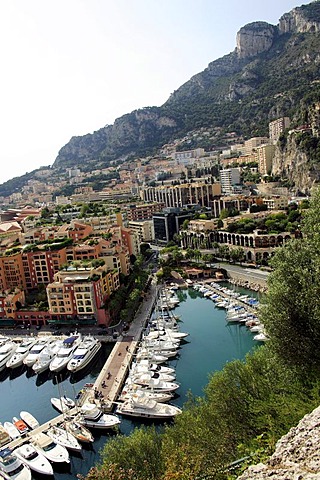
[0,279,258,479]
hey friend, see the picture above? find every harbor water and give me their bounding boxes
[0,285,258,479]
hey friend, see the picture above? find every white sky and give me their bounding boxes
[0,0,311,185]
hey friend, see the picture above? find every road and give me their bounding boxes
[221,264,270,284]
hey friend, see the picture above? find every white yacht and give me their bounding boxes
[127,374,180,392]
[67,336,101,373]
[46,425,82,452]
[6,339,36,369]
[19,412,39,430]
[30,432,70,464]
[120,385,173,403]
[130,370,176,383]
[78,403,121,429]
[49,334,81,373]
[13,444,53,476]
[116,395,182,419]
[23,337,53,367]
[132,359,176,376]
[63,419,94,443]
[135,349,168,364]
[32,340,63,374]
[0,341,18,372]
[145,329,188,341]
[0,448,31,480]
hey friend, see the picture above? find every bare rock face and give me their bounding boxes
[272,135,320,195]
[279,5,320,34]
[238,405,320,479]
[236,22,277,59]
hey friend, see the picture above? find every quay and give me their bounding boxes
[199,281,258,313]
[4,275,160,451]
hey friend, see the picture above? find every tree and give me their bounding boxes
[261,187,320,372]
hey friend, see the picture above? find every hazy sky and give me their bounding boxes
[0,0,311,185]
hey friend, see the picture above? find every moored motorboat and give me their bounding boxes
[67,336,101,373]
[19,412,39,431]
[0,447,31,480]
[130,370,176,383]
[116,395,182,419]
[126,375,179,392]
[77,403,121,429]
[3,422,20,440]
[32,340,63,374]
[23,337,53,367]
[0,341,18,372]
[132,360,176,376]
[12,418,28,436]
[47,425,82,452]
[49,334,81,373]
[120,386,173,403]
[30,432,70,464]
[6,339,36,369]
[13,443,53,476]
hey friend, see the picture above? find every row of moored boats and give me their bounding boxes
[193,282,269,342]
[0,333,102,375]
[115,288,187,419]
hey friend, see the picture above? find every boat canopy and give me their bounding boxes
[63,336,78,345]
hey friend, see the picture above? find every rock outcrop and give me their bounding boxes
[238,405,320,479]
[279,2,320,34]
[236,22,277,59]
[272,135,320,195]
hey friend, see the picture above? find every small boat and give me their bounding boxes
[67,336,101,373]
[12,418,28,436]
[0,423,10,447]
[78,403,121,429]
[116,395,182,419]
[19,412,39,430]
[47,425,82,452]
[30,432,70,464]
[6,339,36,369]
[0,447,31,480]
[14,443,53,476]
[64,419,94,443]
[49,334,81,372]
[3,422,20,440]
[51,396,75,413]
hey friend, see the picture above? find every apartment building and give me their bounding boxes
[269,117,290,143]
[128,220,154,243]
[256,144,276,175]
[126,203,164,221]
[220,168,241,195]
[244,137,269,154]
[142,182,222,208]
[46,264,120,325]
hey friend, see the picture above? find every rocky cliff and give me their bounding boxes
[272,136,320,195]
[279,1,320,34]
[236,22,277,59]
[238,404,320,479]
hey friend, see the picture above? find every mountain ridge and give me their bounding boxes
[52,1,320,171]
